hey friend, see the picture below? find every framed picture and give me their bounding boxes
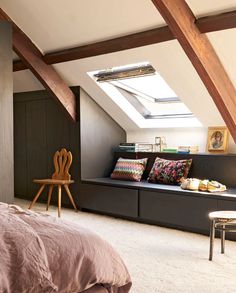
[206,126,229,153]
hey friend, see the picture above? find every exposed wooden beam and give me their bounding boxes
[0,8,77,121]
[197,10,236,33]
[13,26,174,71]
[43,26,174,65]
[151,0,236,142]
[13,9,236,71]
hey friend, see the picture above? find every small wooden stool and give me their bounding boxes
[209,211,236,260]
[29,148,77,217]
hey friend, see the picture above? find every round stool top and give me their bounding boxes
[209,210,236,220]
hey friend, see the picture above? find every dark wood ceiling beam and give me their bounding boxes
[13,26,174,71]
[151,0,236,142]
[13,9,236,71]
[197,10,236,33]
[0,8,77,121]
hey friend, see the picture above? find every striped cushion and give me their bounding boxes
[111,157,148,182]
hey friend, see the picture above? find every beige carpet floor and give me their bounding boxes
[15,198,236,293]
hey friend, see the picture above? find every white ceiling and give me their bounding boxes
[1,0,165,53]
[186,0,236,16]
[1,0,236,131]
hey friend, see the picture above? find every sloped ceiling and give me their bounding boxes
[1,0,236,131]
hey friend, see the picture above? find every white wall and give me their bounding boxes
[127,128,236,154]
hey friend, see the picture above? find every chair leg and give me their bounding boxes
[221,225,225,254]
[64,184,77,211]
[209,219,215,261]
[46,185,54,211]
[29,184,46,210]
[58,185,62,217]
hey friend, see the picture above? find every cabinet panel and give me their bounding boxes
[218,199,236,210]
[80,184,138,217]
[26,100,47,200]
[46,99,70,177]
[140,190,217,231]
[14,102,27,197]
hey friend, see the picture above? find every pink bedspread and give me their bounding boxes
[0,203,131,293]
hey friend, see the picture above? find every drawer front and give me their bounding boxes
[218,199,236,210]
[79,184,138,217]
[140,190,217,231]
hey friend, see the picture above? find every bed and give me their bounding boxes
[0,203,132,293]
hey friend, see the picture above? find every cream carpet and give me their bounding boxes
[15,198,236,293]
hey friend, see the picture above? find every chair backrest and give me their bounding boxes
[52,148,73,180]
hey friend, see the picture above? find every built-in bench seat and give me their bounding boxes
[83,177,236,200]
[79,152,236,237]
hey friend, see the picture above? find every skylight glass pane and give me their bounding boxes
[89,62,201,127]
[135,95,192,116]
[120,73,178,100]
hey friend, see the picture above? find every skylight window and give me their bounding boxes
[88,62,202,128]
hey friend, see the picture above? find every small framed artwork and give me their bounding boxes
[206,126,229,153]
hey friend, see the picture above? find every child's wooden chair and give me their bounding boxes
[29,148,77,217]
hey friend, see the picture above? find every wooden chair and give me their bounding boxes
[209,211,236,260]
[29,148,77,217]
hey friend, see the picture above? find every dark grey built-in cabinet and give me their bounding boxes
[14,91,79,205]
[139,190,218,232]
[13,87,126,206]
[80,184,138,217]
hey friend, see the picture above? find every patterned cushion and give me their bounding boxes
[111,157,148,182]
[148,157,192,185]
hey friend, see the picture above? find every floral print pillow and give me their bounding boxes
[148,157,192,185]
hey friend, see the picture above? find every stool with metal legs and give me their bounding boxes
[209,211,236,261]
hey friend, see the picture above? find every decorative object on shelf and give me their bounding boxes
[162,148,178,153]
[177,145,199,154]
[118,142,154,152]
[154,136,167,152]
[178,146,190,154]
[189,146,199,154]
[206,126,229,153]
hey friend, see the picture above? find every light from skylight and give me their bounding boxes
[120,73,178,100]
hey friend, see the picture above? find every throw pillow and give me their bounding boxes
[111,157,148,182]
[148,157,192,184]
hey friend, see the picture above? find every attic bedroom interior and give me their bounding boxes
[1,0,236,292]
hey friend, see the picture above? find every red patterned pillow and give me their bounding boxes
[111,157,148,182]
[148,157,192,185]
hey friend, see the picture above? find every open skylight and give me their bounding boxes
[88,62,202,128]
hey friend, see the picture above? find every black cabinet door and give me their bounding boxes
[14,102,27,197]
[26,100,47,200]
[140,190,217,232]
[80,184,138,217]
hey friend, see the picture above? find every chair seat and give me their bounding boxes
[33,179,74,185]
[209,210,236,220]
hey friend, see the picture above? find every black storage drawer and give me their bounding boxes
[79,183,138,217]
[218,199,236,210]
[139,190,217,231]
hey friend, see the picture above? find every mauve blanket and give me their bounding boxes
[0,203,132,293]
